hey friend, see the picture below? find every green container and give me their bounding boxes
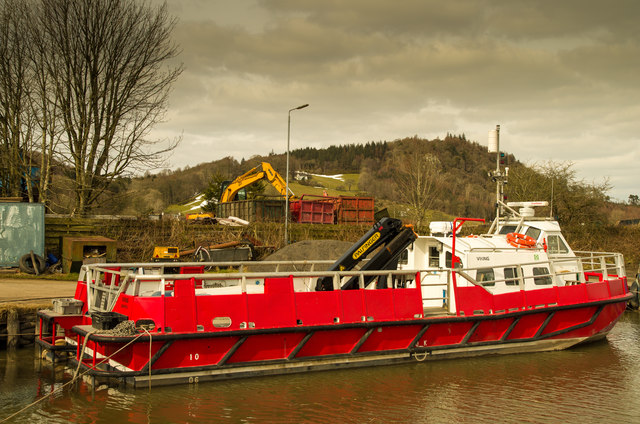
[0,202,45,267]
[217,199,286,222]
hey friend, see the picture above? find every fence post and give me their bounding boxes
[7,309,19,350]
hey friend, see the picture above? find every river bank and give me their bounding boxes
[0,278,76,350]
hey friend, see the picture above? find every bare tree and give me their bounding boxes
[508,161,610,225]
[0,0,65,207]
[25,3,64,207]
[393,152,443,227]
[37,0,182,214]
[0,0,31,199]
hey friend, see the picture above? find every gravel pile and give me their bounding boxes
[249,239,353,272]
[94,320,138,336]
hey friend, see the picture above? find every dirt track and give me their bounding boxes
[0,278,77,303]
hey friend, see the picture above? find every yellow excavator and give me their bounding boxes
[220,162,294,202]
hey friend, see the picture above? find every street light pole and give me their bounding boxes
[285,103,309,245]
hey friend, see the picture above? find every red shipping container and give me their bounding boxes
[297,200,335,224]
[336,196,374,225]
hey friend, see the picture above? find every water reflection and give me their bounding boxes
[1,312,640,423]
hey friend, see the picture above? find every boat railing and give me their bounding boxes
[573,251,625,280]
[449,252,624,289]
[80,251,627,315]
[81,262,422,313]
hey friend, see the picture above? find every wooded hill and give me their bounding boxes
[99,133,637,226]
[100,134,507,220]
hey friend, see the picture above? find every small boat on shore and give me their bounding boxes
[36,126,630,387]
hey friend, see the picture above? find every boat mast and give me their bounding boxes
[487,125,508,233]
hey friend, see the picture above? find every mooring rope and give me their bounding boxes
[0,330,146,423]
[140,327,153,390]
[413,351,428,362]
[72,328,97,381]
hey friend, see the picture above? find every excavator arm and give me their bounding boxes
[220,162,293,203]
[315,217,417,291]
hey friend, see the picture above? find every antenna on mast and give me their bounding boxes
[487,125,509,233]
[550,178,554,218]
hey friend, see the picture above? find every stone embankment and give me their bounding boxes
[0,278,76,350]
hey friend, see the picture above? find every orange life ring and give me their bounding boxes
[506,232,536,248]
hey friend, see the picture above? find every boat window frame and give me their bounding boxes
[428,246,440,268]
[547,234,569,254]
[524,227,541,241]
[498,225,518,235]
[477,268,496,287]
[398,249,409,265]
[445,251,463,269]
[532,267,553,285]
[504,266,520,286]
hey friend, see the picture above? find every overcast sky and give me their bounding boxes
[149,0,639,201]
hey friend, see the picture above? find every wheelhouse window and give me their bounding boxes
[499,225,517,235]
[477,268,495,286]
[504,267,519,286]
[429,246,440,267]
[525,227,541,241]
[445,252,462,268]
[533,267,552,285]
[547,235,569,254]
[398,249,408,265]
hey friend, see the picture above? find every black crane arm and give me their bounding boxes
[315,217,416,291]
[340,225,417,290]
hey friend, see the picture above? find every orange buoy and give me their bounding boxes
[506,232,536,248]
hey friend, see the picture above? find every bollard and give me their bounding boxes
[7,309,20,350]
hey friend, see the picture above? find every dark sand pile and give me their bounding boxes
[248,239,353,272]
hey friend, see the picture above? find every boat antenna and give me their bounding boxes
[550,178,554,218]
[487,125,507,233]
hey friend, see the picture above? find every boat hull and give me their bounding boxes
[60,296,628,388]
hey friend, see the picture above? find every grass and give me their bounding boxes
[290,173,363,198]
[166,194,206,214]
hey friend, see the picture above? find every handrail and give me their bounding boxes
[81,250,626,314]
[83,265,424,313]
[83,251,623,280]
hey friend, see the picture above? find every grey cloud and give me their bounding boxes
[149,0,640,201]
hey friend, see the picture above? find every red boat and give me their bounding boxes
[36,214,630,388]
[36,126,630,387]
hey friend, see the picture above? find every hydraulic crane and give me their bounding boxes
[316,217,417,291]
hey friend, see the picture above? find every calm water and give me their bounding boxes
[2,312,640,423]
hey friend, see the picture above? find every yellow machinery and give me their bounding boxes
[152,246,180,262]
[185,212,215,222]
[220,162,293,203]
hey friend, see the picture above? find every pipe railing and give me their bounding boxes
[81,251,626,314]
